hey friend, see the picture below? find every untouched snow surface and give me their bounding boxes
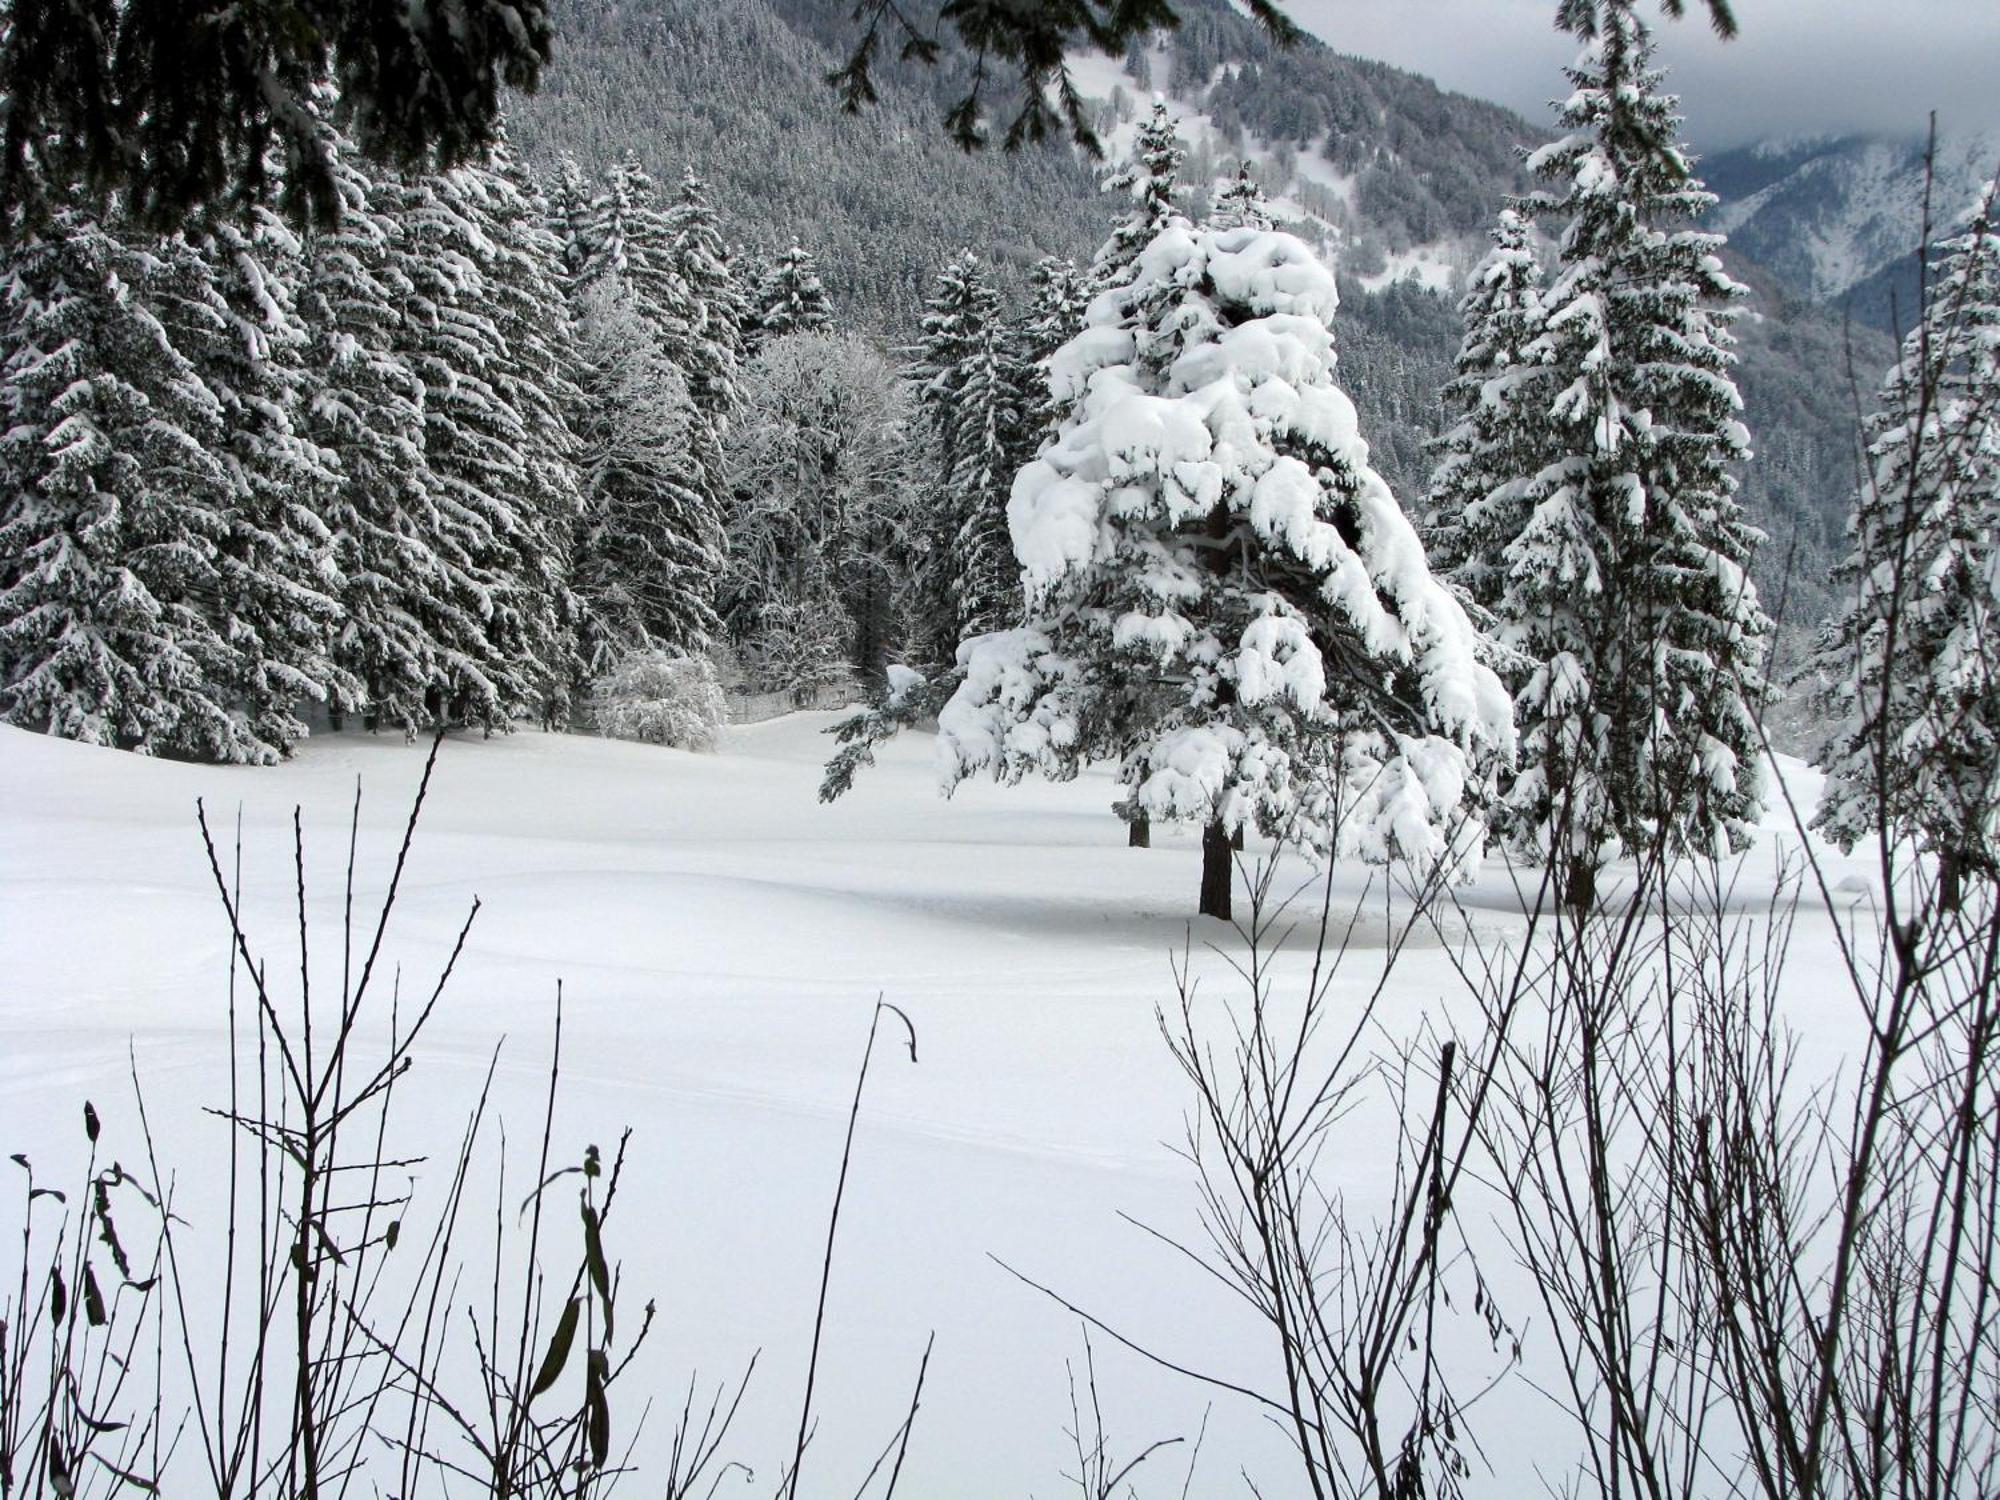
[0,718,1873,1496]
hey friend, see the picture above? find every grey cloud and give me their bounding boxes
[1275,0,2000,148]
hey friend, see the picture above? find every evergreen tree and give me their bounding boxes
[571,279,722,676]
[1092,100,1188,287]
[301,133,478,733]
[163,210,353,750]
[1020,256,1089,367]
[1492,4,1770,896]
[929,221,1513,918]
[1210,159,1273,231]
[1423,208,1548,603]
[905,253,1034,654]
[574,152,695,343]
[751,242,833,347]
[477,138,590,724]
[1809,186,2000,904]
[664,172,748,426]
[0,201,260,759]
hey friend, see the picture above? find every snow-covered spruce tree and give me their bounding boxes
[571,152,688,330]
[1021,255,1089,372]
[904,252,1035,667]
[157,212,353,752]
[1092,100,1188,289]
[301,130,482,734]
[1809,184,2000,908]
[570,278,721,681]
[724,329,916,695]
[1491,4,1770,902]
[547,154,596,289]
[664,172,747,427]
[393,163,570,728]
[750,242,833,349]
[1422,208,1548,607]
[1210,160,1273,232]
[928,224,1512,919]
[0,199,262,759]
[476,138,589,726]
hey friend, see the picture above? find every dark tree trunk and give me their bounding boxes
[328,707,344,732]
[1231,825,1245,852]
[1128,813,1150,848]
[1200,820,1233,920]
[1566,853,1597,919]
[1940,848,1965,914]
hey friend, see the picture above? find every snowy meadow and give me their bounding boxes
[0,713,1924,1498]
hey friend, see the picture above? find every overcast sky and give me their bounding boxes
[1276,0,2000,149]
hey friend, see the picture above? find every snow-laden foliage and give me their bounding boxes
[593,648,726,750]
[1093,100,1188,289]
[904,253,1038,667]
[152,209,353,753]
[1210,161,1274,232]
[1482,4,1770,868]
[749,243,832,350]
[0,203,263,760]
[937,220,1513,869]
[724,330,915,692]
[1423,208,1547,608]
[1810,185,2000,871]
[571,279,720,672]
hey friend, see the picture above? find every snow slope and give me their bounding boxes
[0,719,1874,1495]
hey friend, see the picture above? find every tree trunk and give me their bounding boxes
[1940,848,1965,914]
[1128,813,1150,848]
[1231,825,1245,852]
[1200,820,1233,920]
[1566,853,1597,918]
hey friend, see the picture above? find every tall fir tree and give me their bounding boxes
[571,279,722,677]
[1210,160,1273,231]
[0,200,261,759]
[1423,208,1549,605]
[472,136,589,723]
[161,210,353,751]
[1092,100,1187,288]
[916,221,1513,917]
[301,129,482,733]
[1490,3,1770,895]
[1809,185,2000,904]
[751,242,832,348]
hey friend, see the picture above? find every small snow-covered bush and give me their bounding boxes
[593,650,727,751]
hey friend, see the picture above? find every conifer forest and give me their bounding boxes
[0,0,1996,1495]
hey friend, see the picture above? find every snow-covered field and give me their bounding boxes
[0,716,1865,1496]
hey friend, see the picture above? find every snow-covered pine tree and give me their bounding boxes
[571,278,722,679]
[573,152,697,350]
[751,242,833,348]
[1210,160,1273,231]
[0,199,261,759]
[547,154,595,289]
[936,222,1514,918]
[158,210,353,752]
[301,130,483,734]
[477,137,589,726]
[1020,256,1089,369]
[1809,183,2000,907]
[1423,208,1548,605]
[392,163,569,729]
[903,252,1035,663]
[1092,100,1188,288]
[1492,3,1770,901]
[664,172,747,427]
